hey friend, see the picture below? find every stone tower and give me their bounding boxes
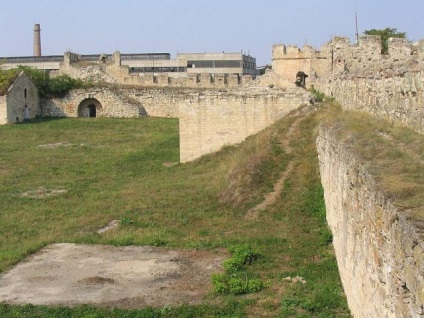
[33,24,41,57]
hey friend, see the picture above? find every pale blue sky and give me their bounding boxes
[1,0,423,65]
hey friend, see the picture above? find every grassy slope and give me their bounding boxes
[0,108,351,317]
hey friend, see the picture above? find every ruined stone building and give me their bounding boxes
[0,71,40,124]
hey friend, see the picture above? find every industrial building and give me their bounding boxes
[1,24,257,77]
[1,51,257,78]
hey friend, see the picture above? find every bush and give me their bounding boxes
[0,68,21,95]
[16,66,85,97]
[212,273,264,295]
[309,86,326,103]
[212,244,263,295]
[224,244,259,273]
[48,74,84,97]
[211,273,229,294]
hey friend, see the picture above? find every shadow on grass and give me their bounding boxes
[18,117,71,125]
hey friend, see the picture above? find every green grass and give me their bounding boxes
[0,110,351,317]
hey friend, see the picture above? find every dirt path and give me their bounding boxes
[0,243,226,309]
[244,109,309,220]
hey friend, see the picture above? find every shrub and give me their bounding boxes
[0,68,21,95]
[212,244,263,295]
[309,86,326,103]
[48,74,84,97]
[211,273,229,294]
[16,66,85,97]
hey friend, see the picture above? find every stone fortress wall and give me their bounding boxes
[273,35,424,134]
[42,88,146,119]
[42,84,311,163]
[45,50,311,163]
[317,126,424,318]
[179,87,310,162]
[315,36,424,134]
[272,36,424,317]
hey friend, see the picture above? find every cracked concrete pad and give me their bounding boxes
[0,243,226,309]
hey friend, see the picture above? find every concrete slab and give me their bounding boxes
[0,243,225,309]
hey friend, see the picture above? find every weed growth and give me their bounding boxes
[212,244,263,295]
[309,86,334,103]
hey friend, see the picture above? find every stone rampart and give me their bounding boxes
[42,85,310,162]
[179,87,311,162]
[315,71,424,134]
[311,36,424,134]
[273,35,424,134]
[122,88,184,118]
[317,124,424,318]
[273,35,424,87]
[273,35,424,317]
[272,44,329,84]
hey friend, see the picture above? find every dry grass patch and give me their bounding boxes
[20,187,68,199]
[321,106,424,222]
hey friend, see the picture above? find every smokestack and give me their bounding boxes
[33,24,41,57]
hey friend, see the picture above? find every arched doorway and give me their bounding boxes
[88,104,96,117]
[77,98,103,118]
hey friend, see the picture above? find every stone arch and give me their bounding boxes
[77,98,103,118]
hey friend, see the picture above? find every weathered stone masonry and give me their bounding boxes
[0,72,40,124]
[273,35,424,135]
[42,85,311,163]
[41,88,146,118]
[179,88,310,162]
[315,71,424,134]
[273,35,424,317]
[317,125,424,318]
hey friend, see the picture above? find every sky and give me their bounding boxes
[1,0,423,66]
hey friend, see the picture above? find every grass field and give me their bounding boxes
[0,107,351,317]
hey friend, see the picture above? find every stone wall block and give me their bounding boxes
[317,126,424,317]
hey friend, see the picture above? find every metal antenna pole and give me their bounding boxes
[355,0,359,44]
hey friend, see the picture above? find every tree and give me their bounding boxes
[258,64,272,76]
[364,27,407,54]
[17,66,85,97]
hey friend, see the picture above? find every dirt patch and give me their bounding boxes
[97,220,120,234]
[162,162,179,167]
[20,187,68,199]
[78,276,116,285]
[37,142,74,148]
[0,243,226,309]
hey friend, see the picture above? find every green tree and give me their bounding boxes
[364,27,407,54]
[0,68,21,95]
[259,64,272,75]
[17,66,50,96]
[16,66,85,97]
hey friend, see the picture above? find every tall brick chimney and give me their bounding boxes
[33,24,41,57]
